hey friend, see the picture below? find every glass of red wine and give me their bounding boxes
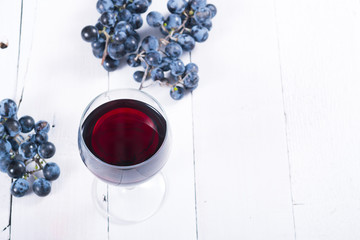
[78,89,171,223]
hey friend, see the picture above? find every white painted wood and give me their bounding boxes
[107,1,197,238]
[275,0,360,239]
[192,0,295,239]
[9,0,109,239]
[0,1,22,239]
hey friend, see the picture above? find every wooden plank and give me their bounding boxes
[192,0,295,239]
[274,0,360,239]
[107,1,197,238]
[0,0,22,239]
[10,0,109,239]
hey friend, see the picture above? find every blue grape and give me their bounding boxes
[124,36,139,52]
[108,42,126,59]
[8,135,24,152]
[201,19,212,30]
[165,42,183,59]
[127,54,141,67]
[145,50,162,66]
[167,0,187,14]
[113,31,127,44]
[33,178,51,197]
[35,120,50,133]
[43,162,60,181]
[10,178,29,197]
[7,160,26,179]
[118,9,132,22]
[99,11,117,27]
[38,142,56,159]
[0,124,4,138]
[0,152,11,172]
[81,26,99,43]
[151,67,164,80]
[191,25,208,42]
[206,4,217,18]
[128,29,140,42]
[165,14,182,30]
[4,119,21,137]
[194,7,211,23]
[177,34,195,51]
[19,141,37,159]
[114,21,133,34]
[183,72,199,90]
[96,0,115,13]
[191,0,207,10]
[130,13,143,29]
[159,57,172,71]
[0,99,17,118]
[127,0,149,14]
[0,139,11,153]
[133,71,145,82]
[170,59,185,76]
[19,115,35,133]
[91,34,106,50]
[113,0,125,5]
[185,63,199,74]
[141,36,159,52]
[31,132,48,145]
[93,48,104,58]
[146,11,164,27]
[170,86,185,100]
[95,21,105,31]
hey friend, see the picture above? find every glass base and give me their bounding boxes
[92,173,167,224]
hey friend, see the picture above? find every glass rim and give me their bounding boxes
[78,88,170,170]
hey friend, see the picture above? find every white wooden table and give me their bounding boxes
[1,0,360,239]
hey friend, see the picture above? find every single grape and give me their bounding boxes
[95,21,105,31]
[159,57,172,71]
[0,99,17,118]
[0,124,4,138]
[99,11,117,27]
[183,72,199,89]
[170,86,185,100]
[130,13,143,29]
[34,120,50,133]
[0,139,11,153]
[91,34,106,50]
[145,50,162,66]
[141,36,159,52]
[38,142,56,159]
[165,14,182,30]
[151,67,164,80]
[127,54,141,67]
[107,42,126,60]
[191,0,207,10]
[10,178,29,197]
[206,3,217,18]
[118,9,132,22]
[31,132,48,145]
[96,0,115,14]
[113,31,127,44]
[33,178,51,197]
[93,48,104,59]
[7,160,26,179]
[128,29,140,42]
[185,63,199,74]
[43,162,60,181]
[191,25,209,42]
[114,0,125,5]
[124,36,139,53]
[4,118,21,137]
[127,0,149,14]
[114,21,133,34]
[201,19,212,30]
[167,0,187,14]
[177,34,195,51]
[165,42,183,59]
[81,26,99,42]
[19,115,35,133]
[146,11,164,27]
[0,152,11,172]
[170,59,185,76]
[19,141,37,159]
[133,71,145,82]
[194,7,211,23]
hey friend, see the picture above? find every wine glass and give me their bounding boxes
[78,89,171,223]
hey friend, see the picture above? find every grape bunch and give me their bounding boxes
[81,0,152,71]
[128,0,217,100]
[0,99,60,198]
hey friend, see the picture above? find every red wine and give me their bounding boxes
[82,99,167,167]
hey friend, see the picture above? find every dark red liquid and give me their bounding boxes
[82,99,167,166]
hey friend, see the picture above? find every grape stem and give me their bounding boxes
[139,64,150,90]
[100,29,111,65]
